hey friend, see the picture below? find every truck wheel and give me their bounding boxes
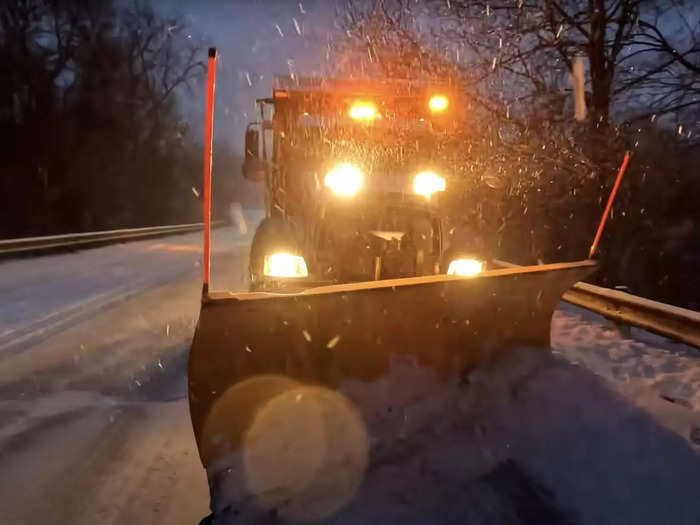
[248,217,299,291]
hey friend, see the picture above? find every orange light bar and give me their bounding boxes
[348,101,376,121]
[428,95,449,113]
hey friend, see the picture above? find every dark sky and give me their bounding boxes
[153,0,339,148]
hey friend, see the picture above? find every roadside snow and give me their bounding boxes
[209,340,700,525]
[552,302,700,447]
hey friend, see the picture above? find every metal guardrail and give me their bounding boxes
[562,282,700,349]
[0,222,220,257]
[493,260,700,348]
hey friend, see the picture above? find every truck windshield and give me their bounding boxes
[289,112,454,176]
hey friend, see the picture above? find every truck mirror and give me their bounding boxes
[242,127,265,181]
[245,127,260,159]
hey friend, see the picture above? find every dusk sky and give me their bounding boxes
[153,0,338,147]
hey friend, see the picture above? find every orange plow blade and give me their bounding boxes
[189,260,595,469]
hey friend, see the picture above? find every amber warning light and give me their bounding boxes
[428,95,449,113]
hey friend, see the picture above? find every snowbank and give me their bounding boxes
[207,342,700,524]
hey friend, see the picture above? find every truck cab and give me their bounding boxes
[242,77,480,291]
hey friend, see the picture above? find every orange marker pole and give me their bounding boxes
[589,151,631,259]
[202,48,217,294]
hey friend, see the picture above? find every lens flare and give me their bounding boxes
[243,386,368,521]
[413,171,446,199]
[324,163,364,197]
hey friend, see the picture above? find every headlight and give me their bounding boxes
[413,171,446,199]
[428,95,449,113]
[324,163,364,197]
[263,253,308,278]
[447,258,483,277]
[348,101,376,121]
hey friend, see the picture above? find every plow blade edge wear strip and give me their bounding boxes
[188,260,595,468]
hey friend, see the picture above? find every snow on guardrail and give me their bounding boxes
[562,282,700,349]
[0,221,225,257]
[493,259,700,349]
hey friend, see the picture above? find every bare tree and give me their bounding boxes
[619,0,700,123]
[430,0,700,129]
[423,0,644,128]
[0,0,206,235]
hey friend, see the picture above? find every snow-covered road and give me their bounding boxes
[0,225,698,524]
[0,226,252,524]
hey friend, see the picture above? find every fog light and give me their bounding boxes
[263,253,309,278]
[447,258,483,276]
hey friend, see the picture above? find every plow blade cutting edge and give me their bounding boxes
[189,260,595,471]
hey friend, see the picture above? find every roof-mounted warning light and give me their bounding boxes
[428,95,449,114]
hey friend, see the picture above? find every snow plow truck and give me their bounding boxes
[188,49,597,522]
